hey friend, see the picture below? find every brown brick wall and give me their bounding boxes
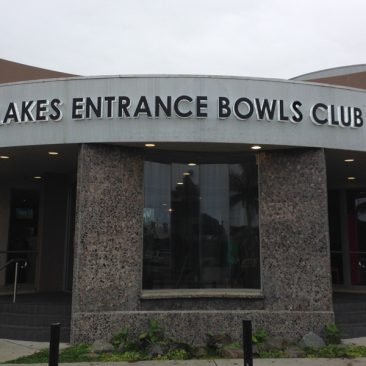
[0,58,75,84]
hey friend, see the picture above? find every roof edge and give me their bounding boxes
[291,64,366,81]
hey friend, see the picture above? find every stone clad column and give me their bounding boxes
[70,145,334,344]
[259,148,333,314]
[71,144,143,342]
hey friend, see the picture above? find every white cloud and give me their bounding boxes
[1,0,366,78]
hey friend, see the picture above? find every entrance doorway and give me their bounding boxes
[6,190,39,286]
[346,191,366,286]
[329,190,366,288]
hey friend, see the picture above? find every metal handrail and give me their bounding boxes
[0,250,37,254]
[0,258,28,303]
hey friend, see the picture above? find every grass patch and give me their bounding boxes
[99,351,147,362]
[306,344,366,358]
[3,344,92,364]
[4,349,50,364]
[258,349,285,358]
[4,341,366,363]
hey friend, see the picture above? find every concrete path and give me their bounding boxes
[1,338,366,365]
[0,339,68,363]
[342,337,366,346]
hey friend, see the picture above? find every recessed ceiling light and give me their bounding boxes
[177,182,184,185]
[344,159,354,162]
[188,162,196,166]
[347,177,356,180]
[145,143,156,147]
[48,151,59,155]
[33,176,42,180]
[0,155,10,159]
[183,172,191,176]
[168,208,173,212]
[251,145,262,150]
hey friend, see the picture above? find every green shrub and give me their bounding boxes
[99,350,145,361]
[139,319,166,344]
[159,348,189,360]
[252,328,267,344]
[259,349,285,358]
[324,323,341,345]
[111,327,129,348]
[226,341,241,349]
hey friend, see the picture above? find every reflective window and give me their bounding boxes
[328,190,344,284]
[347,191,366,285]
[143,153,260,290]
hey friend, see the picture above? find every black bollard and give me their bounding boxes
[243,320,253,366]
[49,323,61,366]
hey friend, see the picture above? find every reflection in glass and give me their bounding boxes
[328,191,342,252]
[143,155,260,290]
[328,190,344,285]
[350,253,366,285]
[331,253,344,284]
[347,191,366,285]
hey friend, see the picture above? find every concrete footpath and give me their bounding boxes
[0,339,68,363]
[1,338,366,365]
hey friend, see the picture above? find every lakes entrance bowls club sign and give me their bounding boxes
[0,75,366,151]
[0,95,364,129]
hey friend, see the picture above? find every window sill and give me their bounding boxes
[140,289,264,300]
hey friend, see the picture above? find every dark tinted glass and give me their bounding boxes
[143,153,260,289]
[328,190,342,251]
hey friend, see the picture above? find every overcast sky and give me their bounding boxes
[1,0,365,79]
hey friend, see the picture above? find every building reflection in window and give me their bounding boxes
[143,153,260,290]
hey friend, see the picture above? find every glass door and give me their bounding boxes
[347,191,366,286]
[6,190,39,285]
[328,190,344,285]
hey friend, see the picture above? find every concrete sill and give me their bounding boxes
[140,289,264,300]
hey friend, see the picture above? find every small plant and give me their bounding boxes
[160,348,189,360]
[111,327,129,348]
[225,341,241,349]
[111,327,137,352]
[100,350,145,362]
[139,319,166,345]
[324,323,341,345]
[252,328,267,344]
[258,349,285,358]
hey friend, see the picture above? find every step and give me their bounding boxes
[0,312,70,327]
[0,324,70,342]
[337,323,366,339]
[335,310,366,324]
[333,302,366,312]
[0,303,71,316]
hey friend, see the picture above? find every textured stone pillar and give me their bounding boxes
[71,144,143,342]
[259,148,333,313]
[70,145,333,345]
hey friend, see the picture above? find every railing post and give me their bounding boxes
[243,320,253,366]
[13,262,19,303]
[49,323,61,366]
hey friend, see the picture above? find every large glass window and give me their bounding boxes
[328,190,344,285]
[143,152,260,290]
[347,191,366,286]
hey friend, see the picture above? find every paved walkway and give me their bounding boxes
[1,338,366,365]
[0,338,68,363]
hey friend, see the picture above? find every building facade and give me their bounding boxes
[0,60,365,343]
